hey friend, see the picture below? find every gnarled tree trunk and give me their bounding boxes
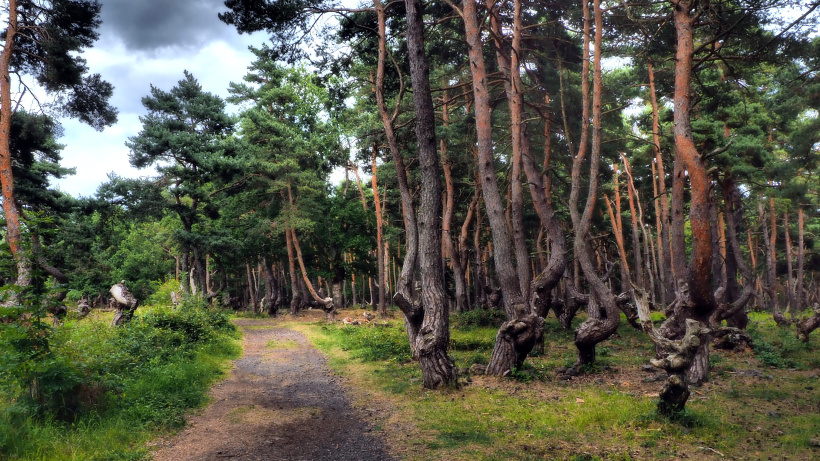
[110,282,138,327]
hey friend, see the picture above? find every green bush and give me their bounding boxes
[145,279,183,306]
[0,300,239,460]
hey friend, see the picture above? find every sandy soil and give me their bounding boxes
[150,318,397,461]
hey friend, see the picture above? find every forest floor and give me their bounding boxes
[146,309,820,460]
[149,317,397,461]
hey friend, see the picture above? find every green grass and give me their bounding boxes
[0,302,241,461]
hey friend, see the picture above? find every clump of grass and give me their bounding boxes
[316,322,411,363]
[266,339,299,349]
[747,323,800,369]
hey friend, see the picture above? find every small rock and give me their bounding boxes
[737,369,764,378]
[768,411,782,418]
[468,363,487,375]
[642,374,666,383]
[809,439,820,447]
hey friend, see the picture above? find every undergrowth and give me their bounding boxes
[0,298,240,460]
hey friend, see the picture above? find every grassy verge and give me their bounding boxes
[0,302,241,461]
[292,308,820,460]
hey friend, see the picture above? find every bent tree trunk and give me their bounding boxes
[374,0,423,359]
[290,228,336,321]
[569,0,620,368]
[462,0,542,377]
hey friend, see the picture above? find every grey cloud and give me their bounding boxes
[99,0,238,52]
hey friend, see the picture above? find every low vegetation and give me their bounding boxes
[296,308,820,461]
[0,299,240,461]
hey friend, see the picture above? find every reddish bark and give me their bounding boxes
[0,0,30,286]
[648,61,673,302]
[570,0,621,367]
[672,0,715,320]
[371,145,387,315]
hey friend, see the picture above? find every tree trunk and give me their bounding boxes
[375,0,422,356]
[569,0,620,369]
[441,88,470,314]
[669,0,717,386]
[246,261,258,312]
[110,282,138,327]
[371,144,387,316]
[486,0,531,301]
[291,227,335,320]
[462,0,542,377]
[262,257,277,316]
[648,61,673,303]
[796,305,820,342]
[404,0,457,387]
[0,0,31,288]
[785,210,795,309]
[636,287,709,415]
[285,221,301,315]
[797,206,805,311]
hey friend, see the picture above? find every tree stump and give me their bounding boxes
[110,282,138,326]
[76,297,90,318]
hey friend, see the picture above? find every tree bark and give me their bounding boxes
[648,60,673,303]
[285,221,301,315]
[0,0,31,287]
[405,0,457,387]
[797,206,805,311]
[569,0,620,368]
[110,282,138,326]
[371,144,387,316]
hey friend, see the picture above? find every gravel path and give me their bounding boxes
[150,318,397,461]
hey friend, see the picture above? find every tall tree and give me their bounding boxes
[127,71,234,296]
[1,0,116,285]
[402,0,458,388]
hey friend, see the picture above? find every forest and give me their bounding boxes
[2,0,820,459]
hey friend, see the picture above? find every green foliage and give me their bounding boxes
[0,301,238,460]
[145,278,183,306]
[452,309,506,328]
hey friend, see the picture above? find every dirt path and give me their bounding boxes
[150,318,397,461]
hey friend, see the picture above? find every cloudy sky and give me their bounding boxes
[53,0,267,197]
